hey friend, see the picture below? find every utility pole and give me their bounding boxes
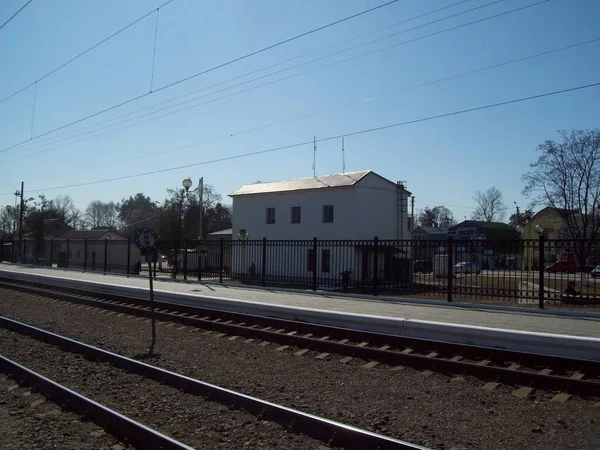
[18,182,24,262]
[198,177,204,240]
[514,201,520,222]
[312,135,317,177]
[410,196,415,231]
[341,137,345,174]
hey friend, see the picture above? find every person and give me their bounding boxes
[248,262,256,278]
[564,281,580,296]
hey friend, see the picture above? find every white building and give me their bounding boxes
[229,171,413,286]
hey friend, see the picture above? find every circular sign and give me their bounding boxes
[135,228,159,252]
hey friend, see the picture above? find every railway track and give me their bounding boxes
[1,278,600,400]
[0,316,424,450]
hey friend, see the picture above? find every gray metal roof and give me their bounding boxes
[229,171,372,196]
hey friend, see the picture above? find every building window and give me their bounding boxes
[266,207,275,224]
[323,205,334,223]
[321,249,330,273]
[307,249,316,272]
[291,206,301,224]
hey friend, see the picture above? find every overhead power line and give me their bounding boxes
[15,32,599,170]
[0,0,33,31]
[5,0,547,159]
[5,80,597,195]
[0,0,176,105]
[0,0,402,154]
[6,0,476,156]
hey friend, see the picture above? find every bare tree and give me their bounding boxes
[471,187,506,222]
[85,200,118,229]
[54,195,80,227]
[522,129,600,278]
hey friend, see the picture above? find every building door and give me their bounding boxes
[91,252,96,270]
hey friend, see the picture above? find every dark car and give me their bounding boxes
[414,260,432,273]
[591,265,600,278]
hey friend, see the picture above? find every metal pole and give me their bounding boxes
[447,236,454,302]
[148,250,156,355]
[198,177,203,240]
[197,239,202,282]
[312,237,318,291]
[18,181,24,264]
[373,237,379,296]
[262,237,267,287]
[219,238,224,283]
[183,239,188,280]
[538,234,545,310]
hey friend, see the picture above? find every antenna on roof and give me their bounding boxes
[313,135,317,177]
[342,137,345,174]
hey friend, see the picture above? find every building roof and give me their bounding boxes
[208,228,232,236]
[58,229,123,240]
[229,171,376,196]
[415,226,448,235]
[449,220,520,239]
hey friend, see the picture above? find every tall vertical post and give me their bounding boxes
[148,250,156,355]
[18,181,24,264]
[83,239,88,272]
[183,239,188,280]
[198,177,204,240]
[373,236,379,296]
[312,237,318,291]
[447,236,454,302]
[197,239,202,282]
[219,238,224,283]
[538,234,545,310]
[262,237,267,287]
[126,239,131,277]
[103,238,108,274]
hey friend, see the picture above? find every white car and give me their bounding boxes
[454,262,481,275]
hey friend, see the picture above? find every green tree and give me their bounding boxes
[508,208,534,227]
[117,193,159,238]
[417,206,455,228]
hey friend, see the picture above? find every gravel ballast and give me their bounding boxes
[0,374,125,450]
[1,288,599,449]
[0,329,331,450]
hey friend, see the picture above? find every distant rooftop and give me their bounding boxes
[230,170,401,196]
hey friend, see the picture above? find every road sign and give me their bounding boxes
[135,228,159,252]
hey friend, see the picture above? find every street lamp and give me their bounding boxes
[182,177,204,240]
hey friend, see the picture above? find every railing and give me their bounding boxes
[1,236,598,309]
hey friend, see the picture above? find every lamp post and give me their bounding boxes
[237,229,250,278]
[182,177,203,240]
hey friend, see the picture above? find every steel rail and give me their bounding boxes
[0,316,427,450]
[2,278,600,384]
[0,354,194,450]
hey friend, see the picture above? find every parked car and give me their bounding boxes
[591,265,600,278]
[454,262,481,275]
[545,260,576,273]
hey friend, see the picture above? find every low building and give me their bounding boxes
[53,229,142,274]
[448,221,520,270]
[229,170,413,285]
[412,226,448,267]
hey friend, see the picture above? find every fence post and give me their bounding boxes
[197,240,202,282]
[447,236,454,302]
[373,236,379,296]
[219,238,224,283]
[262,237,267,287]
[312,237,318,291]
[11,238,15,262]
[22,238,26,264]
[183,239,188,281]
[66,238,70,269]
[538,234,545,310]
[83,239,88,272]
[49,239,53,267]
[103,238,108,274]
[126,239,131,277]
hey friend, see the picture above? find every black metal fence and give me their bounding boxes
[1,236,599,308]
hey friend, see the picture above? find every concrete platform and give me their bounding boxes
[1,264,600,360]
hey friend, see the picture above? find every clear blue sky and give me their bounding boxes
[1,0,599,222]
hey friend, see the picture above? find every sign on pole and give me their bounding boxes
[134,228,159,355]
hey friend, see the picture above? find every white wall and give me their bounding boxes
[230,173,411,241]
